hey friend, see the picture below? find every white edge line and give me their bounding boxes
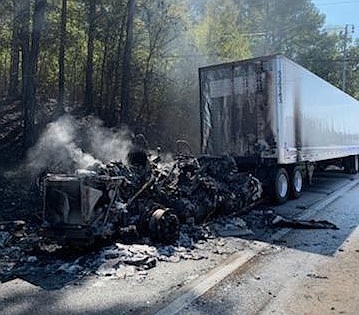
[153,177,359,315]
[153,247,266,315]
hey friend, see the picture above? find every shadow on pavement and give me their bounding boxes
[240,172,359,256]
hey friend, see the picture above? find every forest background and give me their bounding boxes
[0,0,358,165]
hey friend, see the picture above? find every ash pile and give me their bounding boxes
[41,142,262,246]
[0,216,252,286]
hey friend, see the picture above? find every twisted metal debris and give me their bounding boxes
[41,152,263,245]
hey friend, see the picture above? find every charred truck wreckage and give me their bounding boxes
[41,151,262,246]
[41,54,359,246]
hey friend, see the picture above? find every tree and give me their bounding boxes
[57,0,67,114]
[238,0,357,94]
[109,6,127,124]
[296,33,343,88]
[95,0,127,125]
[0,0,13,97]
[22,0,47,149]
[19,0,32,148]
[241,0,325,58]
[192,0,251,63]
[7,0,20,99]
[135,0,184,121]
[345,42,359,99]
[0,0,357,162]
[84,0,96,112]
[119,0,136,125]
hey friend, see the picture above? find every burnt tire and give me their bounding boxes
[270,167,290,204]
[149,209,179,244]
[290,166,303,199]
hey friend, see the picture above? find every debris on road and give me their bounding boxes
[0,215,251,285]
[306,273,329,279]
[210,216,254,238]
[271,215,339,230]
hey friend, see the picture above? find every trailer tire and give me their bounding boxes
[290,166,303,199]
[270,168,290,204]
[344,155,359,174]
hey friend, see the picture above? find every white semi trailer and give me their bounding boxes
[199,55,359,203]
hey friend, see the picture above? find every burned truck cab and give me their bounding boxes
[41,168,180,246]
[42,173,126,246]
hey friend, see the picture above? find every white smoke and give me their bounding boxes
[86,118,132,164]
[26,115,133,175]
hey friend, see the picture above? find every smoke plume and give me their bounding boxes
[26,115,132,176]
[86,118,132,164]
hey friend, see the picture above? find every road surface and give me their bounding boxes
[1,171,358,315]
[177,175,359,315]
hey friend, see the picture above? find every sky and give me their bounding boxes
[312,0,359,39]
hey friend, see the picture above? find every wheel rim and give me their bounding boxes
[293,170,303,193]
[278,173,288,198]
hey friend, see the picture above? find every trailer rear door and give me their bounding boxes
[199,58,276,158]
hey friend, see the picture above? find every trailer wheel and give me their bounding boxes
[290,166,303,199]
[344,155,359,174]
[270,168,290,204]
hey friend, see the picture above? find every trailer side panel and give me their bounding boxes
[278,56,359,164]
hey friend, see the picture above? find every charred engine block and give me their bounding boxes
[42,173,179,245]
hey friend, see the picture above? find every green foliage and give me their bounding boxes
[236,0,358,98]
[0,0,13,95]
[192,0,251,63]
[240,0,325,57]
[0,0,358,152]
[346,42,359,99]
[131,0,188,123]
[297,33,343,89]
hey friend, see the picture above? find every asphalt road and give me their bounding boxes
[177,173,359,315]
[1,171,358,315]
